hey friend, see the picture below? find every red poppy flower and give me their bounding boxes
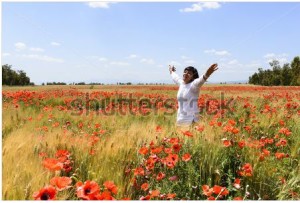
[78,122,84,129]
[213,185,229,196]
[33,185,57,200]
[97,190,115,200]
[140,195,151,200]
[164,147,172,154]
[151,146,163,154]
[266,138,274,144]
[207,196,216,200]
[95,123,101,129]
[139,146,148,155]
[43,158,63,171]
[228,119,236,126]
[275,152,286,160]
[134,167,145,176]
[238,140,246,149]
[182,153,191,162]
[279,120,285,126]
[55,150,70,158]
[39,152,48,158]
[223,140,232,147]
[141,182,149,191]
[182,131,193,137]
[240,163,253,176]
[202,185,213,196]
[150,189,160,198]
[90,135,100,145]
[232,128,239,134]
[50,176,72,190]
[195,125,204,132]
[167,153,179,163]
[233,196,243,200]
[262,148,270,156]
[155,126,162,133]
[169,137,180,144]
[233,178,241,189]
[52,122,60,127]
[243,126,252,133]
[167,193,176,199]
[156,172,166,181]
[279,127,292,136]
[172,144,182,153]
[76,180,100,200]
[276,138,287,147]
[103,181,118,194]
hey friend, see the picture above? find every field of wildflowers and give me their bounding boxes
[2,84,300,200]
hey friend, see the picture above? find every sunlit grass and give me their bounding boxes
[2,85,300,200]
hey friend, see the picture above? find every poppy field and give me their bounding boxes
[2,84,300,200]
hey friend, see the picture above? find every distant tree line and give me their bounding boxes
[136,83,167,85]
[44,82,67,85]
[249,56,300,86]
[117,82,132,85]
[2,64,34,86]
[42,82,105,85]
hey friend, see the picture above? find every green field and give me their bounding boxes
[2,84,300,200]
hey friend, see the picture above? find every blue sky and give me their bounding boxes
[2,2,300,84]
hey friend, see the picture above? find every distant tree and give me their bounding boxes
[18,70,30,86]
[248,56,299,86]
[281,64,292,85]
[290,56,300,85]
[75,82,86,85]
[2,64,32,86]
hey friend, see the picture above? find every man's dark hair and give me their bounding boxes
[184,66,199,82]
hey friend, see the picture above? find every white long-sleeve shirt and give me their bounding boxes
[171,72,206,125]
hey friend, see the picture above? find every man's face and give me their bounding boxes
[183,70,194,84]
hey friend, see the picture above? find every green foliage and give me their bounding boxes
[46,82,67,85]
[249,56,300,86]
[2,64,33,86]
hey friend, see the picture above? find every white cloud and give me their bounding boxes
[29,47,45,52]
[204,49,230,56]
[168,61,182,67]
[140,58,155,64]
[263,53,289,64]
[228,59,239,65]
[269,57,288,64]
[51,42,61,46]
[215,50,230,56]
[128,54,138,59]
[245,62,262,68]
[21,54,64,63]
[264,53,288,59]
[181,55,190,60]
[87,2,116,9]
[204,49,216,54]
[264,53,276,58]
[180,2,221,13]
[3,53,11,57]
[15,42,26,51]
[99,57,108,62]
[87,56,108,62]
[110,61,130,66]
[184,60,196,64]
